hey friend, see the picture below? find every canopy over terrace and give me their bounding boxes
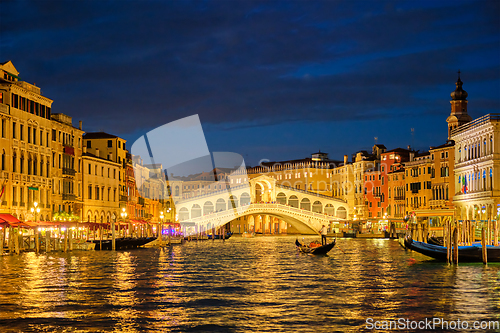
[0,213,25,227]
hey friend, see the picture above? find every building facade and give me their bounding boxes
[0,61,53,221]
[451,114,500,221]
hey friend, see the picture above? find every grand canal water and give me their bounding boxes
[1,236,499,332]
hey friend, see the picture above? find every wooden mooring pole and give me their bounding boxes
[35,231,39,254]
[481,227,487,264]
[45,230,50,252]
[494,220,499,247]
[453,227,459,264]
[14,231,20,255]
[0,228,4,255]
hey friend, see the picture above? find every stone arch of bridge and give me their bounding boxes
[193,207,338,235]
[273,191,346,219]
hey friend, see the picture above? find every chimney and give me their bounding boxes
[83,146,87,153]
[344,155,348,165]
[79,121,82,130]
[96,148,100,158]
[409,151,415,161]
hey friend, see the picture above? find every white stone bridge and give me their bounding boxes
[176,175,349,235]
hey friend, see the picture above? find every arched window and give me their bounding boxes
[174,186,179,196]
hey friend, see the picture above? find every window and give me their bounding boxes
[33,128,36,145]
[88,185,92,199]
[52,129,56,141]
[87,141,91,148]
[107,140,112,148]
[118,141,121,148]
[27,126,31,143]
[1,119,4,138]
[1,150,4,170]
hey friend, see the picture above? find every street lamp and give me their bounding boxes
[121,207,127,237]
[121,207,127,221]
[30,201,40,222]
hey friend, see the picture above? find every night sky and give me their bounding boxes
[1,0,499,166]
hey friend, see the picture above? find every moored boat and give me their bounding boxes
[427,236,444,246]
[295,238,336,255]
[207,232,232,240]
[88,237,157,250]
[241,232,255,238]
[404,236,500,262]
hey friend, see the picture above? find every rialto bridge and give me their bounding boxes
[175,175,349,235]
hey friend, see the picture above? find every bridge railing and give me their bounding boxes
[177,184,251,204]
[182,202,345,224]
[275,184,347,203]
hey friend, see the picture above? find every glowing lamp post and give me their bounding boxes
[121,208,127,237]
[30,202,40,222]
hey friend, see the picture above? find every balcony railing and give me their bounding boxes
[62,168,76,176]
[119,195,128,202]
[451,113,500,136]
[62,193,77,201]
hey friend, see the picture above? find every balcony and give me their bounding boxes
[119,195,128,202]
[62,193,77,201]
[429,199,446,207]
[138,197,145,206]
[393,196,405,201]
[0,103,8,115]
[454,190,493,202]
[62,168,76,176]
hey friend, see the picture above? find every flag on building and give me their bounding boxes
[461,175,468,194]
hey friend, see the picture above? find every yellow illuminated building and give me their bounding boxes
[0,61,54,221]
[50,113,84,218]
[81,151,120,223]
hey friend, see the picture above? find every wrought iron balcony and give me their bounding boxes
[62,193,77,201]
[62,168,76,176]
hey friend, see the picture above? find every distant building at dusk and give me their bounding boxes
[1,61,498,233]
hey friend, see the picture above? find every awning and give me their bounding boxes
[0,213,21,226]
[129,219,148,224]
[5,71,20,80]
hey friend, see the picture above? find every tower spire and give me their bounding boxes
[446,71,471,139]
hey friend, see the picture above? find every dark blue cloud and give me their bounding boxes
[0,0,498,165]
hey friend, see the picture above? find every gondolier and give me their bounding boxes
[319,225,327,245]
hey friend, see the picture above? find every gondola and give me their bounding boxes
[207,232,232,240]
[427,236,444,246]
[295,238,336,255]
[87,237,157,250]
[404,236,500,262]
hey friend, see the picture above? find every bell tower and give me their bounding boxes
[446,71,472,139]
